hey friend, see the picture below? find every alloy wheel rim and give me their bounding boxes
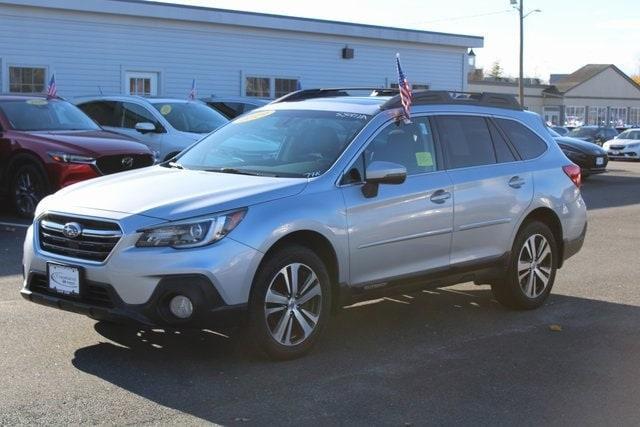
[517,234,553,298]
[14,170,41,216]
[264,262,322,346]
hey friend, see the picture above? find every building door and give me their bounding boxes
[124,72,158,96]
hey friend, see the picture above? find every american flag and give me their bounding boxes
[395,54,412,121]
[188,78,196,101]
[46,74,57,98]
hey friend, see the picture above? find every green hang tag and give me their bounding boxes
[415,151,433,167]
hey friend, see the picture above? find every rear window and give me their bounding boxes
[495,119,547,160]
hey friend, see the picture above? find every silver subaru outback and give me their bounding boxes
[21,89,587,360]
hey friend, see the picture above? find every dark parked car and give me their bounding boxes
[0,95,154,217]
[567,126,618,145]
[201,96,270,119]
[548,127,608,177]
[551,126,569,136]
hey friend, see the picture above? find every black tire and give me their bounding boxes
[11,163,49,218]
[248,245,331,360]
[491,221,558,310]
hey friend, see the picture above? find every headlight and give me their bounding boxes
[135,209,247,248]
[48,152,95,164]
[627,143,640,149]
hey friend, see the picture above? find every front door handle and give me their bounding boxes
[508,176,526,189]
[430,189,451,204]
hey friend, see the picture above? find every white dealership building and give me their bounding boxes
[0,0,482,99]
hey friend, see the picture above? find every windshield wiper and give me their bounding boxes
[204,167,264,176]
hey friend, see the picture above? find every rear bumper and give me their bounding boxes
[562,222,587,265]
[21,272,247,328]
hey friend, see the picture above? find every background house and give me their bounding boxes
[0,0,482,99]
[469,64,640,127]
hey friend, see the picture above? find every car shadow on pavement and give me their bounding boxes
[72,288,640,425]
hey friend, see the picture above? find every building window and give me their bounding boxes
[245,77,271,98]
[245,76,299,98]
[587,106,607,126]
[609,107,627,126]
[629,108,640,126]
[9,66,46,93]
[274,78,299,98]
[565,106,585,127]
[124,71,158,96]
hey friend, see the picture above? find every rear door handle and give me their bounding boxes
[508,176,526,189]
[430,189,451,204]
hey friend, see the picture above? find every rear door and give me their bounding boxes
[435,115,533,266]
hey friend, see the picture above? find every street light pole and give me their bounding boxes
[518,0,524,107]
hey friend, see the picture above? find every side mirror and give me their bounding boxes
[135,122,157,134]
[362,161,407,198]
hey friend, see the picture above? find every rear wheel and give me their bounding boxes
[491,221,558,310]
[248,245,331,360]
[11,163,48,218]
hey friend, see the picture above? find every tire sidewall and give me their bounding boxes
[249,245,332,360]
[507,221,558,309]
[11,163,49,218]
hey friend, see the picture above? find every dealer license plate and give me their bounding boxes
[596,157,604,166]
[48,263,80,295]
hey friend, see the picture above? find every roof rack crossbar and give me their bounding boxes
[381,90,523,110]
[270,87,399,104]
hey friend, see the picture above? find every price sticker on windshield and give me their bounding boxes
[26,99,48,106]
[160,104,172,115]
[234,110,275,124]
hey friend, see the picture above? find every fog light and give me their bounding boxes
[169,295,193,319]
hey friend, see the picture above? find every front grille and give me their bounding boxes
[609,145,625,150]
[29,274,114,308]
[95,154,154,175]
[38,214,122,262]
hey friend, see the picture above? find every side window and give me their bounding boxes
[435,116,496,169]
[488,120,517,163]
[606,129,618,139]
[122,102,159,129]
[77,101,120,127]
[364,117,438,176]
[495,118,547,160]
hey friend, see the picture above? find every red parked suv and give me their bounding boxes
[0,95,154,217]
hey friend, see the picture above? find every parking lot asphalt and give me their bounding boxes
[1,162,640,426]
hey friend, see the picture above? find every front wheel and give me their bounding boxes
[11,163,49,218]
[248,245,331,360]
[491,221,558,310]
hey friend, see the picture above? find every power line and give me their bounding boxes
[411,9,513,25]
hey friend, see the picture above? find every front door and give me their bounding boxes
[341,117,453,287]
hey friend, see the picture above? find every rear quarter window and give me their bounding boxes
[495,118,547,160]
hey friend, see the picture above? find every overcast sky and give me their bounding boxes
[153,0,640,81]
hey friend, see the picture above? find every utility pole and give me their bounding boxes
[511,0,540,107]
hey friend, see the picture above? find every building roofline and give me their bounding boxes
[558,64,640,95]
[0,0,484,48]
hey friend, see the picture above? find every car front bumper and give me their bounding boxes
[21,216,263,328]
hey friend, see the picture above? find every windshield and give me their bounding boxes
[568,128,596,138]
[173,109,371,177]
[0,99,100,131]
[151,101,228,133]
[617,130,640,140]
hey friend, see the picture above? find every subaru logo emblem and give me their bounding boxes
[62,222,82,239]
[121,156,134,169]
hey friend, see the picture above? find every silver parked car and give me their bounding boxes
[22,89,587,360]
[73,95,228,161]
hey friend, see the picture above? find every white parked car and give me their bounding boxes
[74,96,228,162]
[602,129,640,160]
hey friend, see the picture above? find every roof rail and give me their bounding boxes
[381,90,523,111]
[271,87,399,104]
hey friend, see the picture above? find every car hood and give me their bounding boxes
[555,136,605,154]
[20,130,151,156]
[603,139,640,147]
[50,166,308,220]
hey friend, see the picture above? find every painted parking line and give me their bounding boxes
[0,221,29,229]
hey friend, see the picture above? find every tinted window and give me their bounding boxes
[436,116,495,169]
[488,120,517,163]
[605,128,618,138]
[365,117,438,175]
[122,102,159,129]
[77,101,119,127]
[210,102,243,119]
[495,118,547,160]
[0,99,100,131]
[568,127,597,138]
